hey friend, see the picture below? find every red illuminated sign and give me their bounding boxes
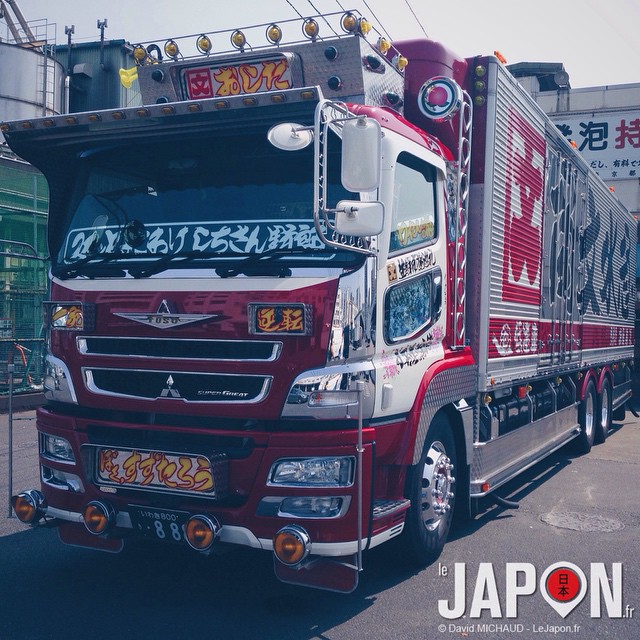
[182,58,293,100]
[248,303,312,336]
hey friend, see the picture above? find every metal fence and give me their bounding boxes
[0,291,46,395]
[1,155,49,396]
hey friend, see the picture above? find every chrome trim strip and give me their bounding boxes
[258,523,405,555]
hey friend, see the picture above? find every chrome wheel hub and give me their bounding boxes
[420,440,455,531]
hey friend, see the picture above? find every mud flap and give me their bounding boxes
[273,555,359,593]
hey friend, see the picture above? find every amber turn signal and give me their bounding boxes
[185,515,220,551]
[12,490,46,524]
[82,501,115,535]
[273,525,311,565]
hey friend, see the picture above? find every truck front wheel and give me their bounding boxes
[402,414,457,566]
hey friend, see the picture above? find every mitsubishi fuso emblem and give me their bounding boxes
[160,375,181,398]
[114,299,222,329]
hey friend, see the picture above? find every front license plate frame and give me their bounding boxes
[93,445,220,497]
[129,505,190,544]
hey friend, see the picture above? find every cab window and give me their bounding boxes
[389,153,437,254]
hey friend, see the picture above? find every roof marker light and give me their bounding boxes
[132,45,147,63]
[164,39,180,60]
[377,37,391,54]
[393,54,408,71]
[266,24,282,45]
[302,18,319,40]
[341,12,358,33]
[359,18,372,36]
[231,30,247,50]
[494,50,507,64]
[196,34,212,55]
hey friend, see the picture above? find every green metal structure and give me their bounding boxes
[0,147,48,394]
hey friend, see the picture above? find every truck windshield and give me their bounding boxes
[53,133,360,277]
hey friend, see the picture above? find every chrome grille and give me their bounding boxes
[77,336,281,361]
[84,367,271,403]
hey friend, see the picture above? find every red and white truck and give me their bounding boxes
[5,11,635,592]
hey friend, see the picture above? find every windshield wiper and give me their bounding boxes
[127,250,212,278]
[215,247,327,278]
[52,252,131,279]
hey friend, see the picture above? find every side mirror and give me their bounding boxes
[341,117,381,192]
[334,201,384,237]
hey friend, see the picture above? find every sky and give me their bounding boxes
[8,0,640,89]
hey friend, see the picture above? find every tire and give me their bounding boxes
[595,378,612,444]
[574,379,596,454]
[402,414,457,566]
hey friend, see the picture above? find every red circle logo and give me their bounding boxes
[545,566,582,602]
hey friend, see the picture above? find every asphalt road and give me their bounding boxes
[0,403,638,640]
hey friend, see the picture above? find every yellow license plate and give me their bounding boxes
[96,447,215,496]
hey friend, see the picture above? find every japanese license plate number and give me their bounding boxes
[129,506,190,544]
[96,447,215,496]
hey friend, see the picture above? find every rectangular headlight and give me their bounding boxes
[41,434,75,463]
[268,456,354,487]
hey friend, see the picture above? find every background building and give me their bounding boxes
[0,3,137,395]
[0,9,60,394]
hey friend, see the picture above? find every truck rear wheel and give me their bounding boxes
[574,379,596,454]
[595,378,612,444]
[402,414,457,566]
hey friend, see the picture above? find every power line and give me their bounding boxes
[361,0,393,40]
[403,0,429,38]
[306,0,340,36]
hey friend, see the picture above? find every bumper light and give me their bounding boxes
[12,490,46,524]
[308,390,359,407]
[42,466,84,492]
[273,525,311,566]
[82,501,115,535]
[185,515,220,552]
[280,496,344,518]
